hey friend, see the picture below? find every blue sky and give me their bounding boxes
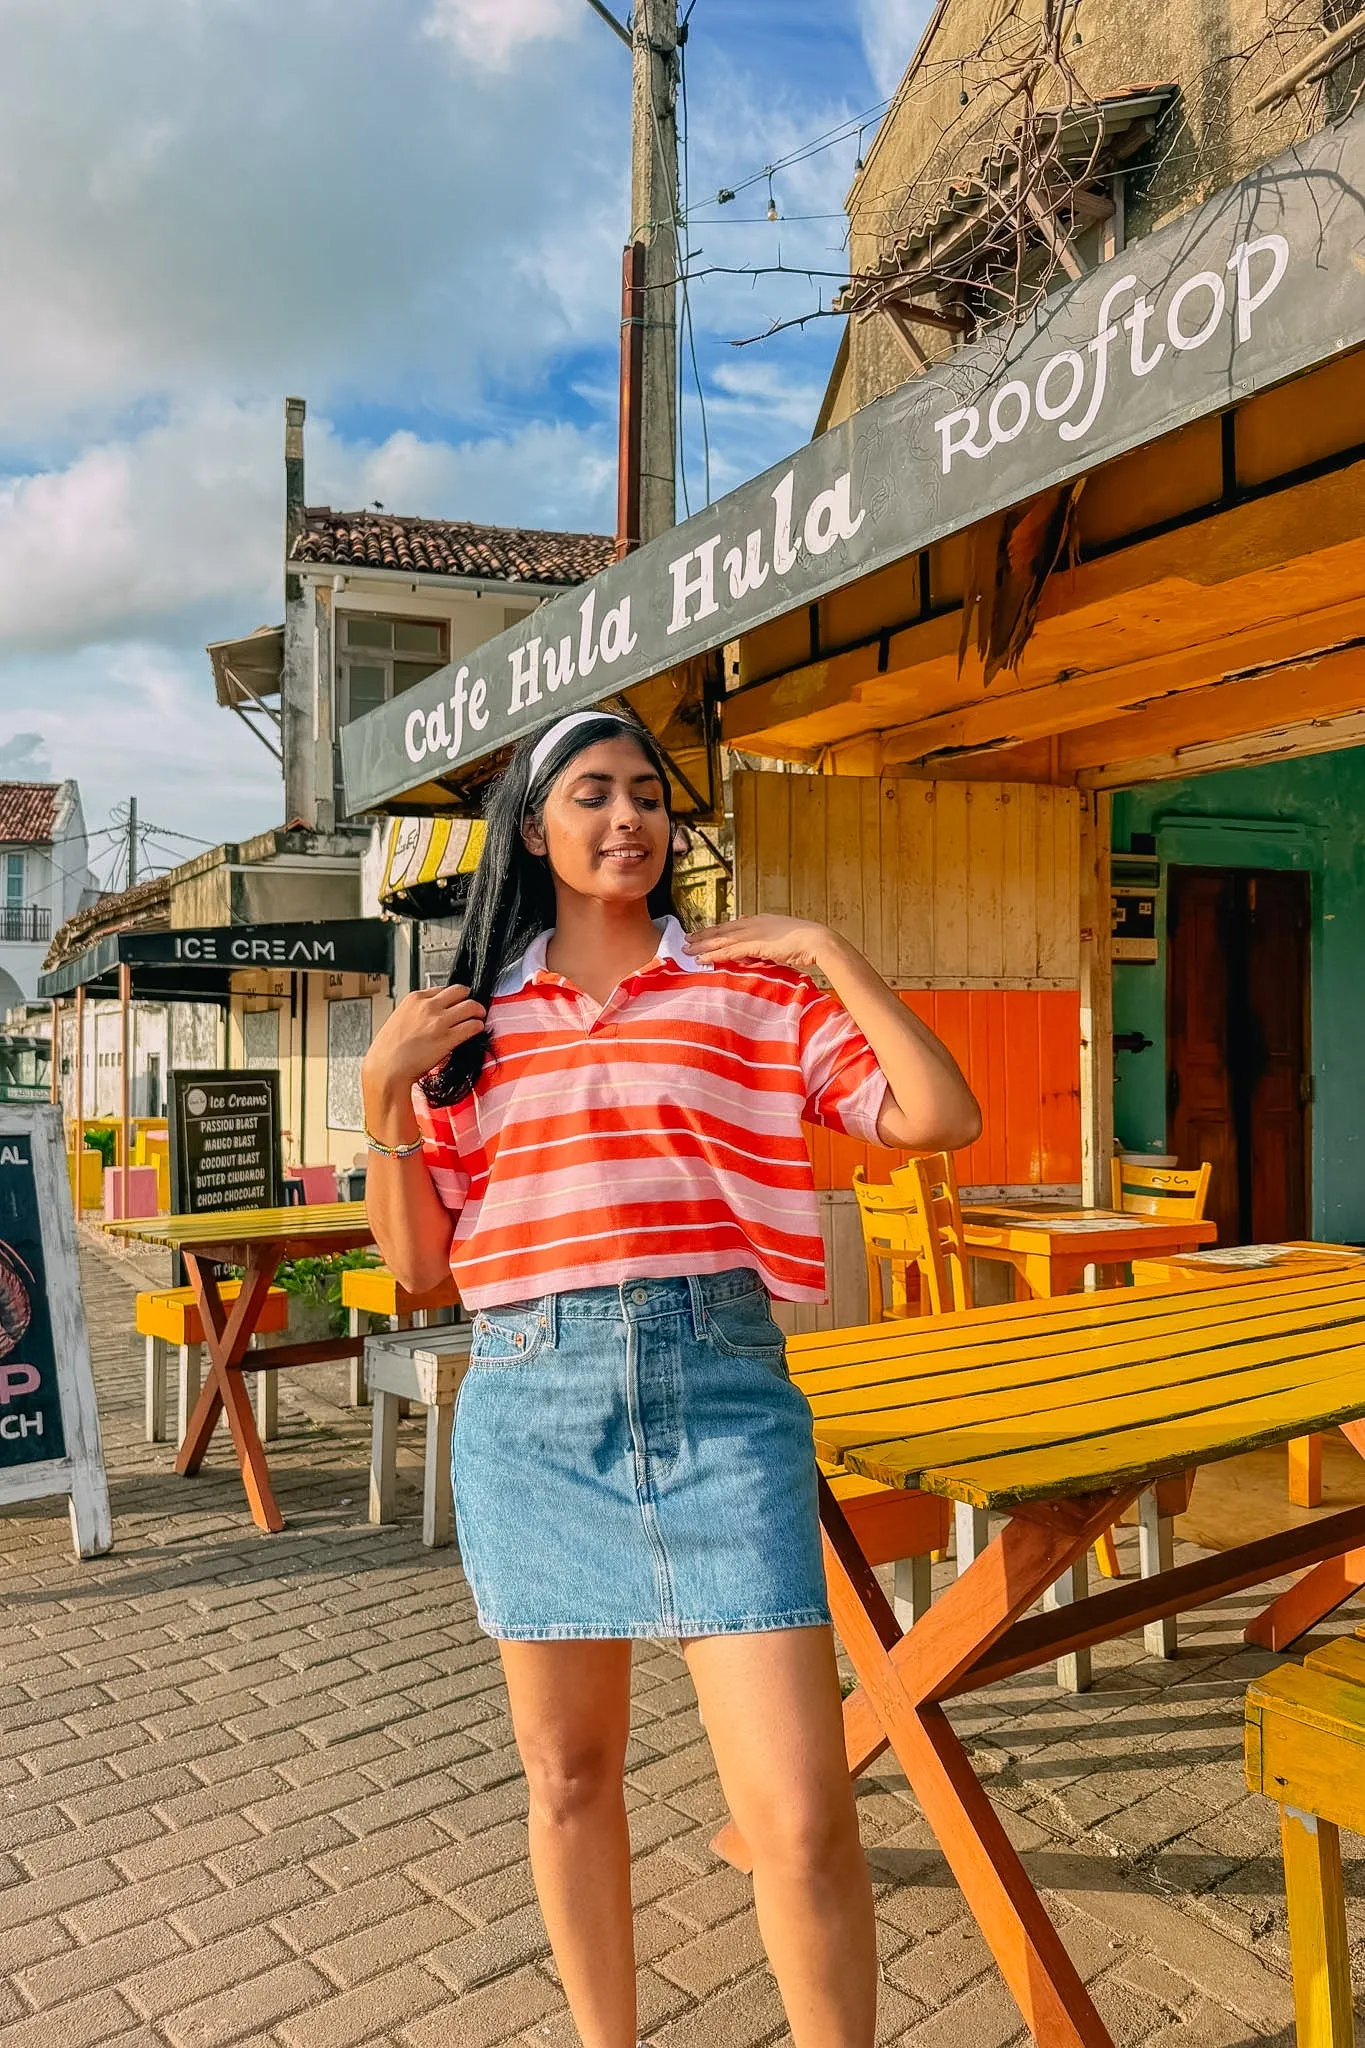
[0,0,924,875]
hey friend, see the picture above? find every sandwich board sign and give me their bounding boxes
[0,1105,112,1558]
[169,1070,282,1216]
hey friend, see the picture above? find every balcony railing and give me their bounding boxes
[0,906,51,943]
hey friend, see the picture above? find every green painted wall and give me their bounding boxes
[1111,746,1365,1242]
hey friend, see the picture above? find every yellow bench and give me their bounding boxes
[136,1283,288,1446]
[339,1265,462,1408]
[1245,1627,1365,2046]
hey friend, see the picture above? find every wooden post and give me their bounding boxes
[615,241,646,558]
[630,0,678,542]
[1078,791,1113,1207]
[118,961,132,1185]
[73,982,85,1201]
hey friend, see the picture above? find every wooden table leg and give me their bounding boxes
[175,1253,286,1533]
[1288,1433,1323,1508]
[714,1480,1131,2048]
[1248,1421,1365,1649]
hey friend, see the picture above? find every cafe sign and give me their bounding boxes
[340,109,1365,815]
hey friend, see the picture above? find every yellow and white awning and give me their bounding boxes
[380,815,485,908]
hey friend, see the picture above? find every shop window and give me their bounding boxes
[146,1053,162,1119]
[326,997,372,1131]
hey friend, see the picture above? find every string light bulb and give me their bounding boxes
[766,173,779,222]
[854,125,865,173]
[1073,27,1083,44]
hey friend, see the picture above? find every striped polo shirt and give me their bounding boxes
[412,915,888,1307]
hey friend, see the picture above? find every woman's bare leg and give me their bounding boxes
[683,1627,876,2048]
[499,1639,637,2048]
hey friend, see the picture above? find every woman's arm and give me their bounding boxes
[360,984,486,1294]
[684,916,982,1153]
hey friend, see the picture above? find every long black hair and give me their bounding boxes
[421,712,684,1107]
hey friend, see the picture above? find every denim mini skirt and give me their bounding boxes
[451,1268,830,1641]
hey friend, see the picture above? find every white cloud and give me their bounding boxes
[422,0,580,67]
[857,0,933,96]
[0,733,52,779]
[0,0,624,443]
[0,643,284,853]
[0,404,615,660]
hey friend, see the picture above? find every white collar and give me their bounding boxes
[495,914,704,996]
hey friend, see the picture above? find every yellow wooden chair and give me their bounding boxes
[851,1170,928,1322]
[1245,1628,1365,2046]
[890,1152,972,1314]
[1111,1157,1212,1221]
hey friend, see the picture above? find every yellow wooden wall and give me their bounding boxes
[732,773,1080,986]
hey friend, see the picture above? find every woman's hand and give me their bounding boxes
[361,985,486,1142]
[684,916,836,974]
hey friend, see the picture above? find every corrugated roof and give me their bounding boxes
[837,87,1176,314]
[0,783,61,845]
[44,873,170,970]
[290,510,614,587]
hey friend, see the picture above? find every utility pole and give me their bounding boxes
[126,798,138,892]
[630,0,678,542]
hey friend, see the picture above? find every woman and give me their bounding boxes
[361,709,980,2048]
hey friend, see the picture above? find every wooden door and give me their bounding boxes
[1167,870,1239,1245]
[1242,871,1309,1241]
[1167,865,1309,1245]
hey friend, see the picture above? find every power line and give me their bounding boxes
[582,0,631,48]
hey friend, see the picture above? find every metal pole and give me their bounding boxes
[631,0,678,541]
[49,999,60,1105]
[616,241,646,558]
[126,797,138,891]
[119,961,132,1201]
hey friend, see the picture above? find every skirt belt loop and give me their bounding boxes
[687,1273,707,1343]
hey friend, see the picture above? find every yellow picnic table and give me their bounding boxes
[709,1268,1365,2048]
[961,1197,1218,1298]
[106,1203,374,1532]
[1131,1245,1365,1507]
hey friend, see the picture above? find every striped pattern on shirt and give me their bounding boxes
[412,917,887,1307]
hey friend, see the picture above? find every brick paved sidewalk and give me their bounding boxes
[1,1241,1362,2048]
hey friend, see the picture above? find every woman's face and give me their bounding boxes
[523,735,670,906]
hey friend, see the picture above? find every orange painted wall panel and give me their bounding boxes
[807,988,1081,1190]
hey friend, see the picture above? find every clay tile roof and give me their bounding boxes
[290,509,614,587]
[0,782,61,845]
[43,872,171,971]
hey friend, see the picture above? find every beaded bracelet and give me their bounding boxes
[365,1131,425,1159]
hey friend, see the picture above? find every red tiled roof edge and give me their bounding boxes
[290,509,613,586]
[0,782,62,845]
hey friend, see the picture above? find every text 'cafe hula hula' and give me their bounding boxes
[340,111,1365,1328]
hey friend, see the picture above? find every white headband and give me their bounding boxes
[525,710,631,792]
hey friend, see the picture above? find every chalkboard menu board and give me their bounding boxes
[0,1107,111,1557]
[169,1070,282,1215]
